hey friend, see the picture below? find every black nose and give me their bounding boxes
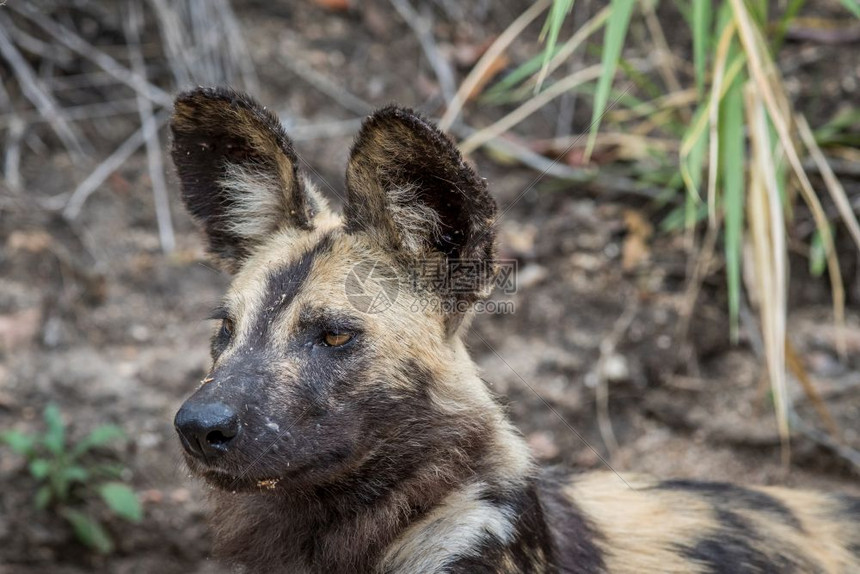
[174,401,240,460]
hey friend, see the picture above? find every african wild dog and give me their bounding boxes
[170,87,860,573]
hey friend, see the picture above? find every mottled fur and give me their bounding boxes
[170,87,860,573]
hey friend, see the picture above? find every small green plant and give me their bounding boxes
[1,403,143,554]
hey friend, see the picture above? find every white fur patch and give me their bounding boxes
[387,183,442,254]
[220,163,290,242]
[380,482,515,573]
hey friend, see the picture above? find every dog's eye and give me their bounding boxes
[210,316,235,361]
[220,318,235,338]
[323,332,352,347]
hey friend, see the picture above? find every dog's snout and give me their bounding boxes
[174,401,240,460]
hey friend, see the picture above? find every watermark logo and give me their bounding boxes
[344,260,400,314]
[345,259,518,315]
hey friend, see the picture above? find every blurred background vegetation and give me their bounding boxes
[1,0,859,571]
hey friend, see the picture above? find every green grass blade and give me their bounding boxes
[692,0,711,95]
[748,0,768,26]
[536,0,576,91]
[810,229,828,277]
[531,77,647,110]
[661,202,709,233]
[720,74,746,342]
[773,0,808,48]
[585,0,635,160]
[483,48,563,103]
[715,1,734,48]
[680,103,710,204]
[839,0,860,18]
[617,56,663,100]
[814,108,860,145]
[674,0,693,25]
[767,117,790,213]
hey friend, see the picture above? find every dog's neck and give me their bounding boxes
[208,363,545,573]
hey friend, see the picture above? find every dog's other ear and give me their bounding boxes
[171,87,325,273]
[345,107,496,262]
[344,106,498,333]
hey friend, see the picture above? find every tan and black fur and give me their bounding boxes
[170,87,860,573]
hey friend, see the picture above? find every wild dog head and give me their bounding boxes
[171,88,502,492]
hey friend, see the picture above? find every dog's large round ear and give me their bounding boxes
[344,107,496,264]
[170,87,326,273]
[344,106,499,333]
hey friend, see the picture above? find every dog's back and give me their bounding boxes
[542,471,860,573]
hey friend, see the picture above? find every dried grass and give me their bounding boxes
[1,0,258,253]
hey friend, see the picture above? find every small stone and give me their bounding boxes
[171,488,191,503]
[137,432,161,449]
[141,489,164,504]
[602,354,629,383]
[130,324,150,342]
[517,264,547,290]
[527,432,560,460]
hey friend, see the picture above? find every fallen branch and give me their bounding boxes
[439,0,550,131]
[63,109,170,220]
[594,296,639,460]
[8,2,173,107]
[277,51,663,202]
[3,117,25,192]
[390,0,456,106]
[459,64,606,154]
[450,124,663,200]
[125,0,175,253]
[0,99,140,130]
[284,117,365,141]
[214,0,260,94]
[0,12,87,157]
[797,115,860,253]
[5,19,75,67]
[280,57,372,116]
[791,413,860,475]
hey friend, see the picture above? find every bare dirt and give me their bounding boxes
[1,1,859,572]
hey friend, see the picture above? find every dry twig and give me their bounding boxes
[286,118,365,141]
[8,2,173,107]
[593,297,639,460]
[791,413,860,475]
[0,12,87,157]
[390,0,456,106]
[460,64,605,154]
[63,109,171,220]
[280,57,372,116]
[124,0,175,253]
[277,48,663,202]
[439,0,551,131]
[0,99,141,130]
[3,117,25,192]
